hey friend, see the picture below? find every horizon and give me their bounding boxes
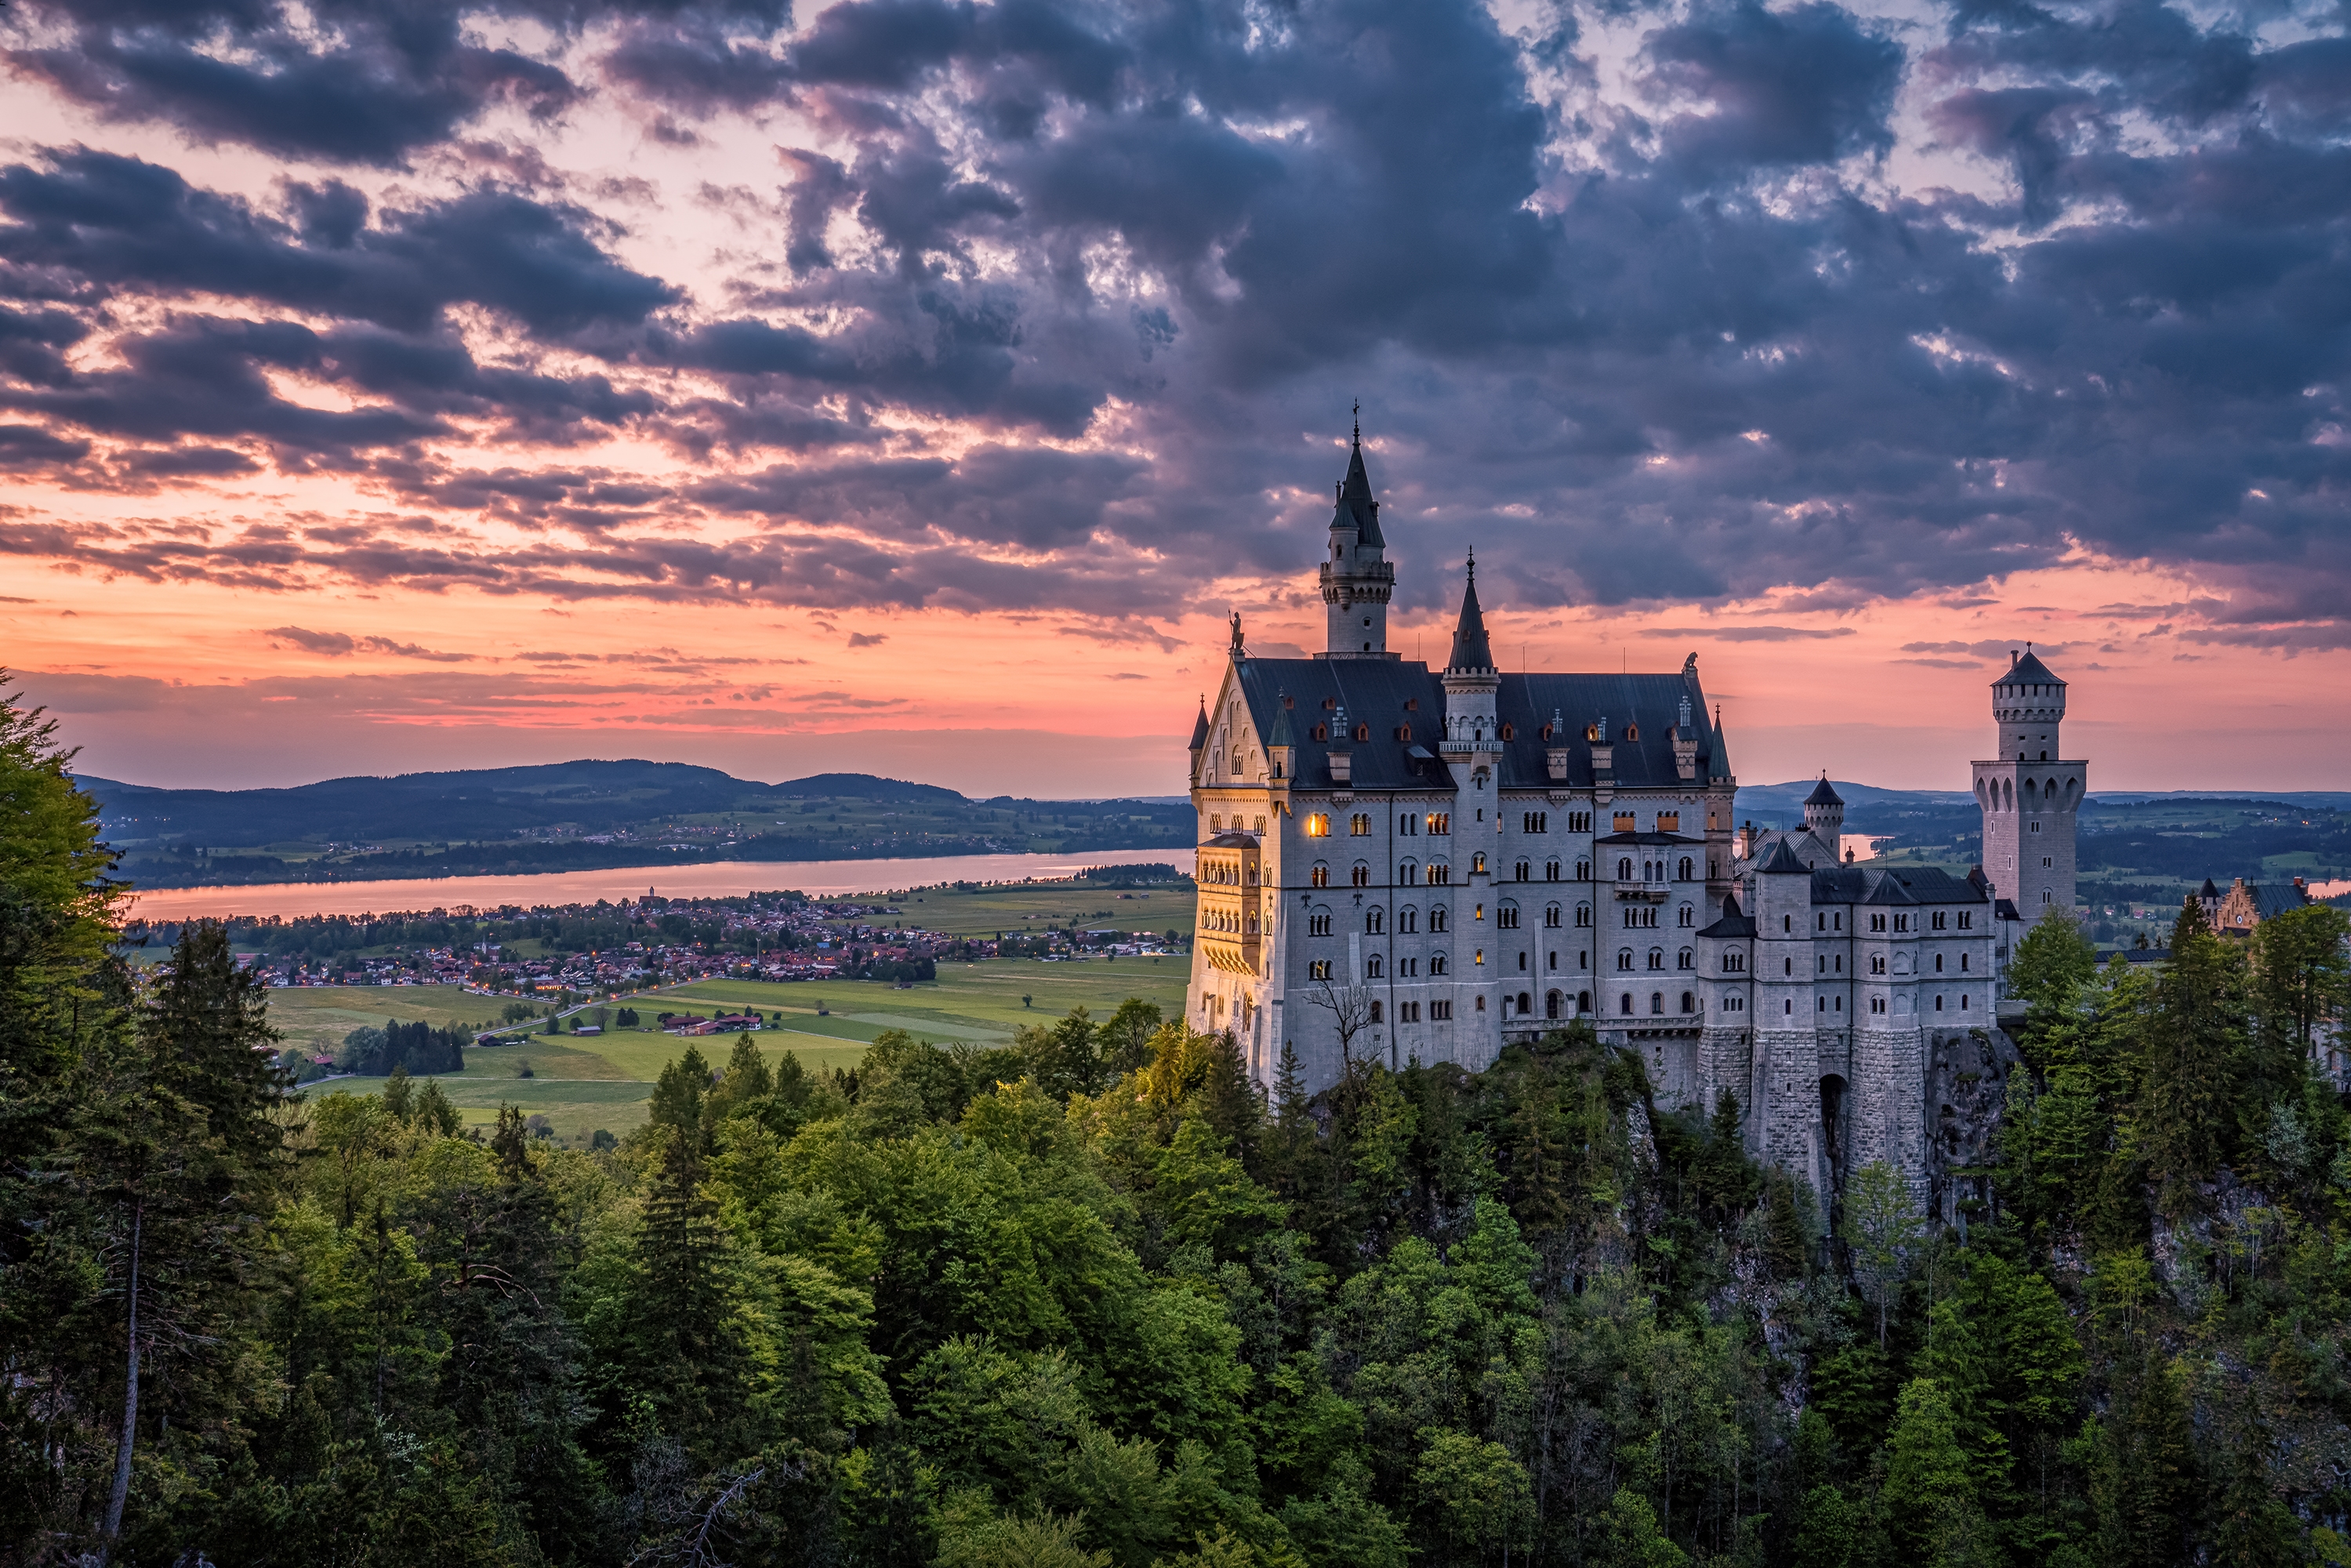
[5,0,2348,798]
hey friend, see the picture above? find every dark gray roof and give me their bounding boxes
[1268,697,1297,748]
[1188,699,1209,752]
[1335,435,1384,549]
[1229,658,1725,793]
[1596,830,1706,847]
[1806,865,1989,906]
[1756,839,1810,875]
[1997,649,2063,688]
[2249,882,2310,920]
[1805,775,1844,807]
[2199,877,2220,898]
[1699,889,1752,937]
[1202,829,1258,848]
[1448,562,1494,672]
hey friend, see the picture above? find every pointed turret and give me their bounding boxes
[1711,704,1734,782]
[1318,406,1398,659]
[1188,696,1210,753]
[1803,771,1845,846]
[1446,554,1495,673]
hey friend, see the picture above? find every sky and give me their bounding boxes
[2,0,2347,800]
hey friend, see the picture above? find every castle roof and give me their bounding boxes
[1221,659,1727,793]
[1755,839,1810,875]
[1697,890,1753,938]
[1334,431,1384,549]
[1801,865,1989,906]
[1447,559,1494,673]
[1998,649,2063,688]
[1188,699,1210,752]
[1268,699,1297,748]
[1805,775,1844,808]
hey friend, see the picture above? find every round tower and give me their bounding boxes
[1973,644,2087,920]
[1802,774,1845,850]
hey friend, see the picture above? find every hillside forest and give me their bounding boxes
[9,685,2351,1566]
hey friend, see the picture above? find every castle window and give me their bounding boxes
[1783,915,1793,933]
[1573,860,1588,880]
[1430,906,1449,932]
[1428,863,1451,886]
[1475,995,1486,1011]
[1960,994,1969,1010]
[1724,994,1744,1013]
[1650,991,1663,1014]
[1871,996,1885,1014]
[1305,813,1330,837]
[1960,953,1968,972]
[1625,724,1640,741]
[1353,724,1370,742]
[1931,910,1946,930]
[1680,992,1695,1014]
[1515,859,1531,881]
[1722,952,1744,973]
[1500,724,1515,741]
[1401,1001,1419,1022]
[1613,812,1637,833]
[1431,1000,1453,1020]
[1547,990,1562,1019]
[1366,954,1383,977]
[1366,908,1384,935]
[1370,1000,1383,1021]
[1431,953,1449,975]
[1522,813,1547,833]
[1678,857,1694,880]
[1648,949,1664,971]
[1352,865,1370,887]
[1548,951,1558,970]
[1497,902,1520,929]
[1308,913,1331,936]
[1400,859,1417,884]
[1871,956,1885,975]
[1678,905,1694,928]
[1547,860,1562,880]
[1545,903,1564,929]
[1678,947,1693,970]
[1569,812,1592,833]
[1399,813,1418,836]
[1351,813,1371,836]
[1427,813,1450,835]
[1311,865,1329,887]
[1935,953,1944,972]
[1619,858,1634,880]
[1399,907,1418,934]
[1834,996,1842,1011]
[1621,993,1634,1015]
[1617,949,1634,972]
[1471,852,1486,873]
[1957,911,1972,930]
[1313,724,1328,741]
[1935,994,1945,1011]
[1309,960,1331,979]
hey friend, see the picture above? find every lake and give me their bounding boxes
[124,847,1188,921]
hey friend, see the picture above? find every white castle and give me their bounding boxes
[1185,429,2079,1209]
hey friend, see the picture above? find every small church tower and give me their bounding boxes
[1318,409,1398,659]
[1973,647,2085,920]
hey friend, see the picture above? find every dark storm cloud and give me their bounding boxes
[0,0,2346,634]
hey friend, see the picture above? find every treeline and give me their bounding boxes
[11,678,2351,1564]
[338,1018,470,1076]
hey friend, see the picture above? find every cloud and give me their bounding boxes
[846,631,888,647]
[1641,626,1859,642]
[0,0,2341,655]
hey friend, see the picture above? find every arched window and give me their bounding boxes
[1546,860,1561,880]
[1366,908,1384,935]
[1310,863,1329,887]
[1545,990,1562,1020]
[1351,864,1370,887]
[1471,852,1486,874]
[1618,858,1634,880]
[1544,903,1563,928]
[1351,813,1371,836]
[1650,991,1664,1014]
[1620,993,1634,1016]
[1515,990,1530,1014]
[1678,904,1694,927]
[1399,906,1419,935]
[1616,949,1634,971]
[1647,948,1664,971]
[1574,859,1589,880]
[1429,906,1449,932]
[1431,953,1449,975]
[1369,1000,1384,1022]
[1677,947,1693,970]
[1497,901,1520,929]
[1399,860,1417,885]
[1514,859,1531,881]
[1366,954,1384,978]
[1578,990,1591,1014]
[1679,991,1695,1014]
[1575,904,1591,928]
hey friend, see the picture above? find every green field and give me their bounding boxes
[859,880,1192,936]
[278,954,1188,1145]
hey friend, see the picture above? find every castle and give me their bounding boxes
[1185,429,2078,1211]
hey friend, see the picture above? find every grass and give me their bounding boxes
[639,953,1188,1043]
[265,984,509,1054]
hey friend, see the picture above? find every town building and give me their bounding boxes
[1186,427,2073,1214]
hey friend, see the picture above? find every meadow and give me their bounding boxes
[272,950,1189,1143]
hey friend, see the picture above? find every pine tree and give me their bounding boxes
[2141,898,2244,1209]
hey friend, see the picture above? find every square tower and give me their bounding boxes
[1973,648,2086,920]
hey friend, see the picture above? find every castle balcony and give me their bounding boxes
[1613,877,1673,902]
[1439,737,1504,760]
[1202,932,1261,975]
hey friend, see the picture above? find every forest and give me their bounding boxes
[8,685,2351,1566]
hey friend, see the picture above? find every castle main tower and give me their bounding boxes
[1973,647,2085,920]
[1318,412,1398,659]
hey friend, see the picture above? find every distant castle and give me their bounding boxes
[1185,428,2079,1216]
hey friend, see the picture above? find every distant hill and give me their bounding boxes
[78,761,1192,887]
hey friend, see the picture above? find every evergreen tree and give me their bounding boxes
[2141,899,2244,1209]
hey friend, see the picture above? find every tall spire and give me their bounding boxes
[1446,551,1494,673]
[1335,414,1383,548]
